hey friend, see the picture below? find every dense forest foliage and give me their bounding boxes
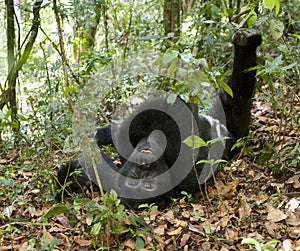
[0,0,299,250]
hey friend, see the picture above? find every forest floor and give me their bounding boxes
[0,84,299,251]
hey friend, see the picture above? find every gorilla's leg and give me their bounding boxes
[57,159,90,195]
[57,123,119,195]
[210,28,262,140]
[57,151,120,196]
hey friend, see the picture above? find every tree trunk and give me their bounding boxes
[1,0,43,139]
[72,0,101,66]
[5,0,18,124]
[163,0,181,40]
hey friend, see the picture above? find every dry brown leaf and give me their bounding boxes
[215,179,239,197]
[267,205,287,222]
[165,210,175,224]
[288,227,300,238]
[124,239,135,249]
[180,233,190,246]
[179,196,187,207]
[286,175,300,189]
[286,211,300,226]
[201,242,211,250]
[282,239,295,251]
[224,228,239,241]
[255,193,269,205]
[220,246,230,251]
[238,196,252,220]
[264,221,278,237]
[192,204,205,216]
[74,236,92,247]
[175,219,188,228]
[188,224,202,234]
[181,210,190,219]
[153,226,165,236]
[167,227,182,236]
[217,216,230,228]
[56,214,71,228]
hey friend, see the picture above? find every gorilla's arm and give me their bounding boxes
[94,124,119,147]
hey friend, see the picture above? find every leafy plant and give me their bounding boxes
[242,237,280,251]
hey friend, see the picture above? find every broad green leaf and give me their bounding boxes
[44,204,70,219]
[181,51,193,63]
[247,10,257,27]
[135,237,145,249]
[65,86,77,94]
[167,32,175,38]
[270,19,284,40]
[265,239,280,245]
[167,94,177,105]
[293,34,300,39]
[167,63,178,77]
[218,80,233,98]
[191,70,208,84]
[187,95,200,104]
[263,0,275,10]
[163,50,178,65]
[183,135,207,149]
[266,54,282,73]
[91,222,102,235]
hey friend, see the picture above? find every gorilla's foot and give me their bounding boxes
[232,28,262,48]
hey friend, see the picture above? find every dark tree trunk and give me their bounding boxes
[163,0,181,40]
[5,0,18,125]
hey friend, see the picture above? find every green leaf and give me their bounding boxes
[65,86,77,94]
[265,239,280,245]
[266,54,282,73]
[275,0,280,15]
[167,94,177,105]
[241,237,261,245]
[91,222,102,235]
[181,51,193,63]
[263,0,275,10]
[281,62,297,71]
[218,80,233,98]
[247,10,257,27]
[183,135,207,149]
[44,204,70,219]
[270,19,284,40]
[135,237,145,249]
[167,63,178,78]
[137,35,160,40]
[163,50,178,65]
[191,70,208,84]
[208,136,230,146]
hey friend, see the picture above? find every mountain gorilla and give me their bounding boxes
[57,28,262,209]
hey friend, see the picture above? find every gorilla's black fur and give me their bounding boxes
[57,29,262,209]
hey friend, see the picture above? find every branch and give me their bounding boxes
[11,0,43,76]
